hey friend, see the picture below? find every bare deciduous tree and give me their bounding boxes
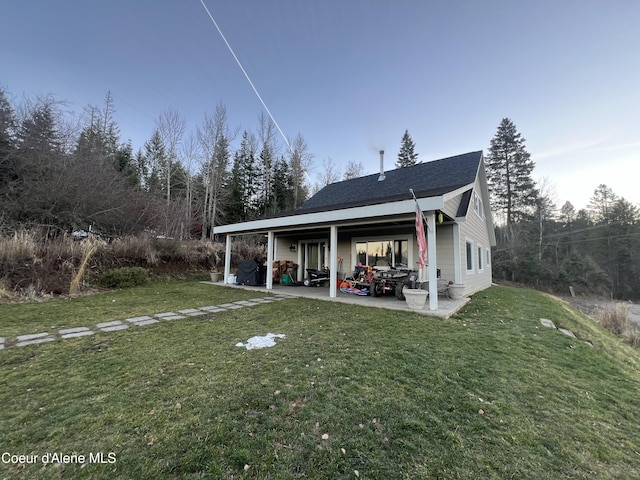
[288,133,313,208]
[197,102,236,239]
[156,108,185,205]
[343,160,364,180]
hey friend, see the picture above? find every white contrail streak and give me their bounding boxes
[199,0,292,152]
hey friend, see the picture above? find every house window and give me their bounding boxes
[477,245,484,272]
[466,239,475,274]
[486,248,491,268]
[394,240,409,268]
[473,192,484,219]
[356,239,408,268]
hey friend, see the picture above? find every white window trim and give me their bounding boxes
[352,234,412,269]
[477,243,484,273]
[465,237,475,275]
[473,192,485,220]
[486,247,491,268]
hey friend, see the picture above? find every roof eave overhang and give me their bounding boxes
[214,196,445,235]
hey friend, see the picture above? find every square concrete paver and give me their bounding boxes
[540,318,556,329]
[15,336,55,347]
[154,312,185,320]
[96,321,129,332]
[217,303,244,309]
[178,309,207,316]
[198,306,226,313]
[154,312,186,320]
[96,321,124,329]
[100,324,130,332]
[558,328,577,338]
[59,327,95,339]
[126,316,155,323]
[60,329,95,339]
[198,305,225,311]
[131,319,159,326]
[16,332,50,342]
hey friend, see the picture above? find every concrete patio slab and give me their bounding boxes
[206,282,469,319]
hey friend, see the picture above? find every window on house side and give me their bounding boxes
[474,192,484,219]
[466,240,474,273]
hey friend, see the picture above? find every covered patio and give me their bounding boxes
[206,281,470,319]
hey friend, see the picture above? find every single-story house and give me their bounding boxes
[214,150,496,311]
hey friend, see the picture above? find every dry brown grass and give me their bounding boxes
[0,231,37,263]
[0,232,265,300]
[597,303,640,348]
[69,239,100,295]
[598,303,630,335]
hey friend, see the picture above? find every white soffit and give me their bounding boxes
[214,196,444,234]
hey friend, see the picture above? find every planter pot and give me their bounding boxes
[448,284,465,300]
[403,287,428,311]
[210,272,222,282]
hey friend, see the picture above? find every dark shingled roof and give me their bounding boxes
[297,151,482,214]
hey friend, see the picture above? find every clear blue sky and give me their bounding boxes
[2,0,639,210]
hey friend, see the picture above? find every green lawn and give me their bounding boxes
[0,280,268,337]
[1,283,639,479]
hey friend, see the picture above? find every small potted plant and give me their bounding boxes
[209,271,222,282]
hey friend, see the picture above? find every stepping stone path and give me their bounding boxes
[540,318,592,346]
[1,295,292,350]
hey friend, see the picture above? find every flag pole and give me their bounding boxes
[409,189,428,285]
[409,189,429,230]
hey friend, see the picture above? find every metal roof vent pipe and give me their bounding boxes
[378,150,386,181]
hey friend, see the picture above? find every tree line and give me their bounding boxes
[486,118,640,300]
[0,88,316,239]
[3,85,636,299]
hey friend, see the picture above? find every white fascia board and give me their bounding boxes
[442,183,474,203]
[214,196,444,235]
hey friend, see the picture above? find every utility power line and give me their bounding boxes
[199,0,292,153]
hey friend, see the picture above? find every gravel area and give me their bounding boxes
[562,295,640,325]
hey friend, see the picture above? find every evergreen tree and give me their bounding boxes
[588,184,617,223]
[396,129,418,168]
[0,87,17,210]
[144,129,167,196]
[226,131,258,223]
[272,155,294,212]
[486,118,537,225]
[257,144,275,215]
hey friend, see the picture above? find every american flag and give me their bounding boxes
[415,202,427,270]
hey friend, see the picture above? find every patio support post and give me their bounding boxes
[427,211,438,310]
[266,231,274,290]
[453,223,462,284]
[224,234,232,283]
[329,225,338,298]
